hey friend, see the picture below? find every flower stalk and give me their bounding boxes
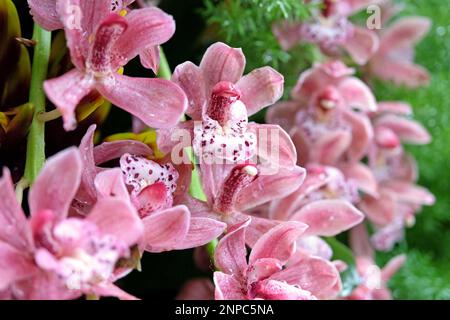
[24,24,51,184]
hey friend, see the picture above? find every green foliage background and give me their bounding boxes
[374,0,450,300]
[202,0,450,299]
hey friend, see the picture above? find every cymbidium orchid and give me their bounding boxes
[73,126,226,253]
[347,224,406,300]
[157,42,286,167]
[273,0,381,64]
[28,0,187,131]
[358,102,434,251]
[249,164,364,260]
[0,148,143,299]
[268,60,376,166]
[368,16,431,88]
[213,219,342,300]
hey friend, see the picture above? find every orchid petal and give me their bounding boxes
[235,166,306,212]
[0,241,36,291]
[249,221,308,265]
[375,114,431,144]
[94,169,130,201]
[199,42,246,92]
[142,205,190,252]
[236,67,284,116]
[338,77,377,112]
[140,46,160,73]
[340,163,378,197]
[172,61,207,120]
[343,26,379,65]
[44,69,94,131]
[271,254,341,299]
[213,272,246,300]
[0,169,32,251]
[27,0,63,30]
[291,200,364,237]
[343,109,374,163]
[29,148,82,220]
[176,217,226,250]
[214,219,250,279]
[93,140,153,165]
[252,279,317,300]
[113,8,175,67]
[88,198,143,247]
[97,74,187,129]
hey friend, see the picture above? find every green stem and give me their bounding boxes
[24,24,51,184]
[156,48,172,80]
[157,48,206,201]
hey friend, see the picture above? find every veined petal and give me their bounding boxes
[265,101,300,132]
[140,46,160,73]
[271,254,341,299]
[213,272,246,300]
[172,61,207,120]
[382,180,435,206]
[199,42,246,92]
[290,200,364,237]
[113,7,175,67]
[0,169,32,251]
[248,123,297,169]
[93,140,153,165]
[343,26,379,65]
[94,169,130,201]
[29,148,82,220]
[338,77,377,112]
[88,198,143,247]
[236,67,284,116]
[97,74,187,129]
[142,205,190,252]
[272,21,303,50]
[313,130,352,165]
[342,109,374,163]
[0,241,37,291]
[249,221,308,266]
[379,17,431,54]
[44,69,94,131]
[375,114,431,144]
[176,217,226,250]
[340,163,378,197]
[235,166,306,212]
[252,279,316,300]
[381,254,406,282]
[27,0,63,31]
[214,219,250,279]
[359,190,396,226]
[377,101,412,115]
[370,58,430,88]
[349,223,375,259]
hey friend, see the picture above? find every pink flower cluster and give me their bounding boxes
[0,0,433,300]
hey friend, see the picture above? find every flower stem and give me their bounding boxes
[157,47,172,81]
[24,24,51,184]
[158,48,206,201]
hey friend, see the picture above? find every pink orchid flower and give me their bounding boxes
[28,0,162,72]
[347,224,406,299]
[273,0,381,64]
[368,17,431,88]
[213,219,343,300]
[31,0,187,131]
[268,60,377,166]
[357,102,434,250]
[157,42,286,167]
[0,148,143,300]
[75,125,226,253]
[249,164,364,261]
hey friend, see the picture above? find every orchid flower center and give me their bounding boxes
[120,154,178,216]
[214,164,258,214]
[315,86,341,112]
[86,14,127,77]
[302,16,352,50]
[36,219,127,291]
[193,82,257,163]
